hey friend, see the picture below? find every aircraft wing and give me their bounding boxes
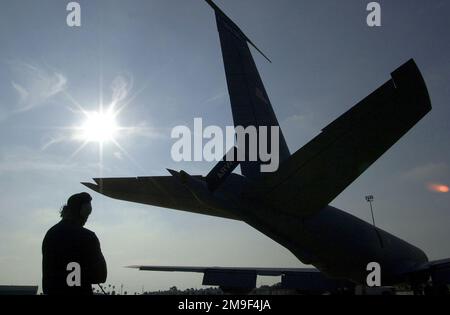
[130,259,450,291]
[82,176,240,221]
[128,265,353,291]
[128,265,315,276]
[246,59,432,217]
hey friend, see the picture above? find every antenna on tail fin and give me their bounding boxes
[204,0,272,63]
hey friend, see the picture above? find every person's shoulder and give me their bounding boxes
[80,227,99,241]
[44,221,64,236]
[42,221,67,246]
[79,227,101,249]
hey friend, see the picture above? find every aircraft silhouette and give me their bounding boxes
[83,0,449,294]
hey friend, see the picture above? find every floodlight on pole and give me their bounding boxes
[365,195,376,226]
[365,195,384,248]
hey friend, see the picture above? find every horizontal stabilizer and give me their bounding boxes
[246,59,432,217]
[82,175,240,221]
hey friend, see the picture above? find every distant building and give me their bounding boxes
[0,285,38,295]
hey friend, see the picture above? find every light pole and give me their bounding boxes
[365,195,376,227]
[365,195,384,248]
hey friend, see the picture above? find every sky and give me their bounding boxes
[0,0,449,294]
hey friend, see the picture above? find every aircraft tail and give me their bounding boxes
[206,0,291,180]
[205,0,272,63]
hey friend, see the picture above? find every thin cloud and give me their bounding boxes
[113,151,124,160]
[111,75,133,107]
[11,81,29,104]
[401,162,449,182]
[9,61,67,113]
[40,136,66,152]
[0,147,103,175]
[0,150,73,174]
[282,112,316,136]
[121,122,169,140]
[284,114,311,124]
[202,90,227,105]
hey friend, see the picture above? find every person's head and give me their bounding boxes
[60,192,93,226]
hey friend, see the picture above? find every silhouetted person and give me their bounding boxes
[42,192,107,295]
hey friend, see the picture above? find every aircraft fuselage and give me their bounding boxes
[207,174,428,286]
[234,198,428,285]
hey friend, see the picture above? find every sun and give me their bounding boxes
[51,76,150,171]
[67,103,139,168]
[79,108,119,144]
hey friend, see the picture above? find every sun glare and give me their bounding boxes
[80,109,119,143]
[427,183,450,194]
[57,79,148,170]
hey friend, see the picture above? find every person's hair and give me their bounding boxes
[60,192,92,219]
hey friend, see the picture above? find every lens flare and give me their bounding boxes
[427,183,449,193]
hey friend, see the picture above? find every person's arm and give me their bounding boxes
[84,232,107,284]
